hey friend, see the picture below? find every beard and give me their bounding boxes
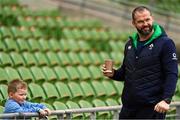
[136,25,153,36]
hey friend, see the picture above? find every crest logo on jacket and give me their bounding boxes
[128,45,131,50]
[172,53,177,60]
[149,44,154,50]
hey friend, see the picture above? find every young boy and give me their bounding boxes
[4,79,51,118]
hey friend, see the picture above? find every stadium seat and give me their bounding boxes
[42,66,57,83]
[0,68,9,84]
[102,80,119,98]
[55,82,72,102]
[42,82,60,103]
[57,51,71,66]
[77,65,91,80]
[38,38,51,52]
[0,52,13,67]
[22,52,37,67]
[78,100,93,119]
[0,84,8,104]
[16,38,30,52]
[80,81,95,101]
[0,26,13,38]
[27,38,41,52]
[53,66,69,82]
[53,101,67,110]
[0,40,6,52]
[17,67,34,83]
[46,51,60,67]
[34,52,49,67]
[110,51,124,66]
[88,65,102,80]
[78,40,91,52]
[67,52,81,66]
[90,81,107,100]
[9,52,25,67]
[113,81,124,97]
[4,38,19,52]
[28,83,46,102]
[92,99,110,119]
[30,27,43,39]
[68,82,84,101]
[66,101,84,119]
[48,38,61,52]
[89,51,102,66]
[11,26,32,39]
[0,105,4,113]
[5,67,21,82]
[99,51,111,62]
[65,66,81,81]
[78,52,92,66]
[30,66,46,84]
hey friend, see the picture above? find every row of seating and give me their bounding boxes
[0,51,123,67]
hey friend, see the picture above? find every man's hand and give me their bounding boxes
[101,64,114,77]
[154,100,170,113]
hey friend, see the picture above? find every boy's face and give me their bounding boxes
[9,88,27,104]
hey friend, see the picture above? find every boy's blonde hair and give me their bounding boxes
[8,79,27,94]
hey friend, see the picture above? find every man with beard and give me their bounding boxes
[102,6,178,119]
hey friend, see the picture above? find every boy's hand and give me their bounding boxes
[44,108,51,115]
[39,109,47,117]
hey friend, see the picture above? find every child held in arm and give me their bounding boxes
[4,79,51,118]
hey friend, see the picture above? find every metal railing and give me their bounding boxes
[1,102,180,120]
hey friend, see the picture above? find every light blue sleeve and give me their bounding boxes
[4,99,46,113]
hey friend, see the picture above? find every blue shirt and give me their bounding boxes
[4,99,46,113]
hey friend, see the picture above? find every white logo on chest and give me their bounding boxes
[149,44,154,50]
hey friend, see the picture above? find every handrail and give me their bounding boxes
[1,102,180,119]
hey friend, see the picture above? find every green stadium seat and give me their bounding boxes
[5,67,21,82]
[0,84,8,103]
[28,83,46,102]
[80,81,95,101]
[109,41,120,52]
[30,66,46,84]
[66,101,84,119]
[0,52,13,67]
[27,38,41,52]
[53,101,67,110]
[77,66,91,80]
[117,41,125,52]
[68,82,84,101]
[113,81,124,97]
[110,51,124,66]
[99,51,112,62]
[11,26,32,39]
[48,38,61,52]
[67,52,81,66]
[0,68,9,84]
[0,105,4,113]
[59,39,70,52]
[89,51,102,66]
[57,51,71,66]
[0,26,13,38]
[45,17,56,28]
[78,100,93,118]
[90,81,107,100]
[35,16,47,28]
[22,52,37,67]
[17,67,34,83]
[65,66,81,81]
[46,51,60,67]
[53,66,69,82]
[42,66,57,83]
[17,16,36,27]
[88,65,102,80]
[38,38,51,52]
[16,38,30,52]
[78,52,92,66]
[0,40,6,52]
[34,52,49,67]
[30,27,43,39]
[78,40,91,52]
[55,82,72,102]
[42,82,60,103]
[4,38,19,52]
[9,52,25,67]
[0,93,4,105]
[92,99,109,119]
[102,80,119,98]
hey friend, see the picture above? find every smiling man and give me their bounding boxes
[102,6,178,119]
